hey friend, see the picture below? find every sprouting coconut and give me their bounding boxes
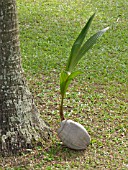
[58,13,109,150]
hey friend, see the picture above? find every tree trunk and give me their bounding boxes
[0,0,50,156]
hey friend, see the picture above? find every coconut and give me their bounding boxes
[57,119,91,150]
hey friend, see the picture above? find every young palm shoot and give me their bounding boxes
[59,13,109,121]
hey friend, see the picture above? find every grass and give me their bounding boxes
[0,0,128,169]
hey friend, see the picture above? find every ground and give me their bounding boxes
[0,0,127,169]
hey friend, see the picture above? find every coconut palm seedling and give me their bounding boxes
[59,13,109,121]
[58,13,109,150]
[58,14,109,150]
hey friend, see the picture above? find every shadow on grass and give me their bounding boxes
[41,141,88,166]
[0,142,88,169]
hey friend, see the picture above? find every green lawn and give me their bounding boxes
[1,0,128,169]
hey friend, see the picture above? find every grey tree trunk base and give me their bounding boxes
[0,0,51,156]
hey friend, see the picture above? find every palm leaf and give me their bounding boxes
[60,71,69,97]
[66,13,95,72]
[68,27,109,71]
[60,71,82,97]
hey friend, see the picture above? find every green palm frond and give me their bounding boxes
[66,13,95,71]
[60,71,82,97]
[66,13,95,72]
[59,13,109,120]
[68,27,109,71]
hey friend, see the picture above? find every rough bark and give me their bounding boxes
[0,0,50,156]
